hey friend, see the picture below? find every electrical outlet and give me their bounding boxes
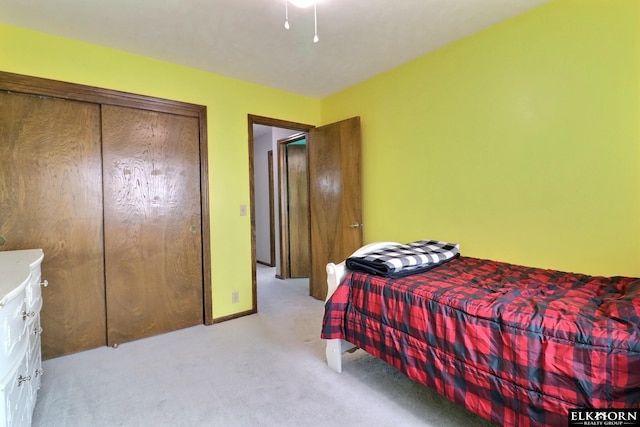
[232,291,239,303]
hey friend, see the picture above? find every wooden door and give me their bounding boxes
[101,105,203,346]
[0,91,107,358]
[267,150,276,267]
[308,117,363,300]
[286,144,310,277]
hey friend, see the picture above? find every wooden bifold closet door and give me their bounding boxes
[101,105,203,347]
[0,91,107,358]
[0,85,206,359]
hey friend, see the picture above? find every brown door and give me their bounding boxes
[286,143,310,277]
[267,150,276,267]
[0,91,107,358]
[308,117,363,300]
[101,105,203,346]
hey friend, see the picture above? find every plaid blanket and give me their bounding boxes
[345,240,459,278]
[322,256,640,426]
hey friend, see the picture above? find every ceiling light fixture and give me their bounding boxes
[289,0,314,7]
[284,0,319,43]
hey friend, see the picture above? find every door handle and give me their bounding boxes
[347,222,363,228]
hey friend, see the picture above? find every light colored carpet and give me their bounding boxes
[32,264,495,427]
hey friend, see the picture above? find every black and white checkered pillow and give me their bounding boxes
[346,240,459,278]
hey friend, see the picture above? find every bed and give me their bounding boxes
[321,241,640,426]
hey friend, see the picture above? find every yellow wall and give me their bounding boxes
[322,0,640,277]
[0,23,321,319]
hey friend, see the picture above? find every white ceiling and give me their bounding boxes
[0,0,548,98]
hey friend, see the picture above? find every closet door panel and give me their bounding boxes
[101,105,203,346]
[0,91,107,359]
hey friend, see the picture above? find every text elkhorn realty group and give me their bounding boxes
[569,409,639,427]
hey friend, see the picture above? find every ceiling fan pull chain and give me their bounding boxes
[284,0,290,29]
[283,0,318,43]
[313,0,319,43]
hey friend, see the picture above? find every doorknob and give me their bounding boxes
[347,222,363,228]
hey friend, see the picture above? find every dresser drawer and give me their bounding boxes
[0,293,28,369]
[0,350,30,427]
[24,268,42,316]
[27,321,42,394]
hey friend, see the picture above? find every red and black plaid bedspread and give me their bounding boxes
[321,256,640,426]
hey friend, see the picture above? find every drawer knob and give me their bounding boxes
[40,280,48,287]
[17,375,31,386]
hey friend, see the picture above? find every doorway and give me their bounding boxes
[278,133,311,279]
[248,114,363,308]
[248,115,314,311]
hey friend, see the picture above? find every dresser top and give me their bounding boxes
[0,249,45,301]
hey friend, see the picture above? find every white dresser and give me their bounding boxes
[0,250,45,427]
